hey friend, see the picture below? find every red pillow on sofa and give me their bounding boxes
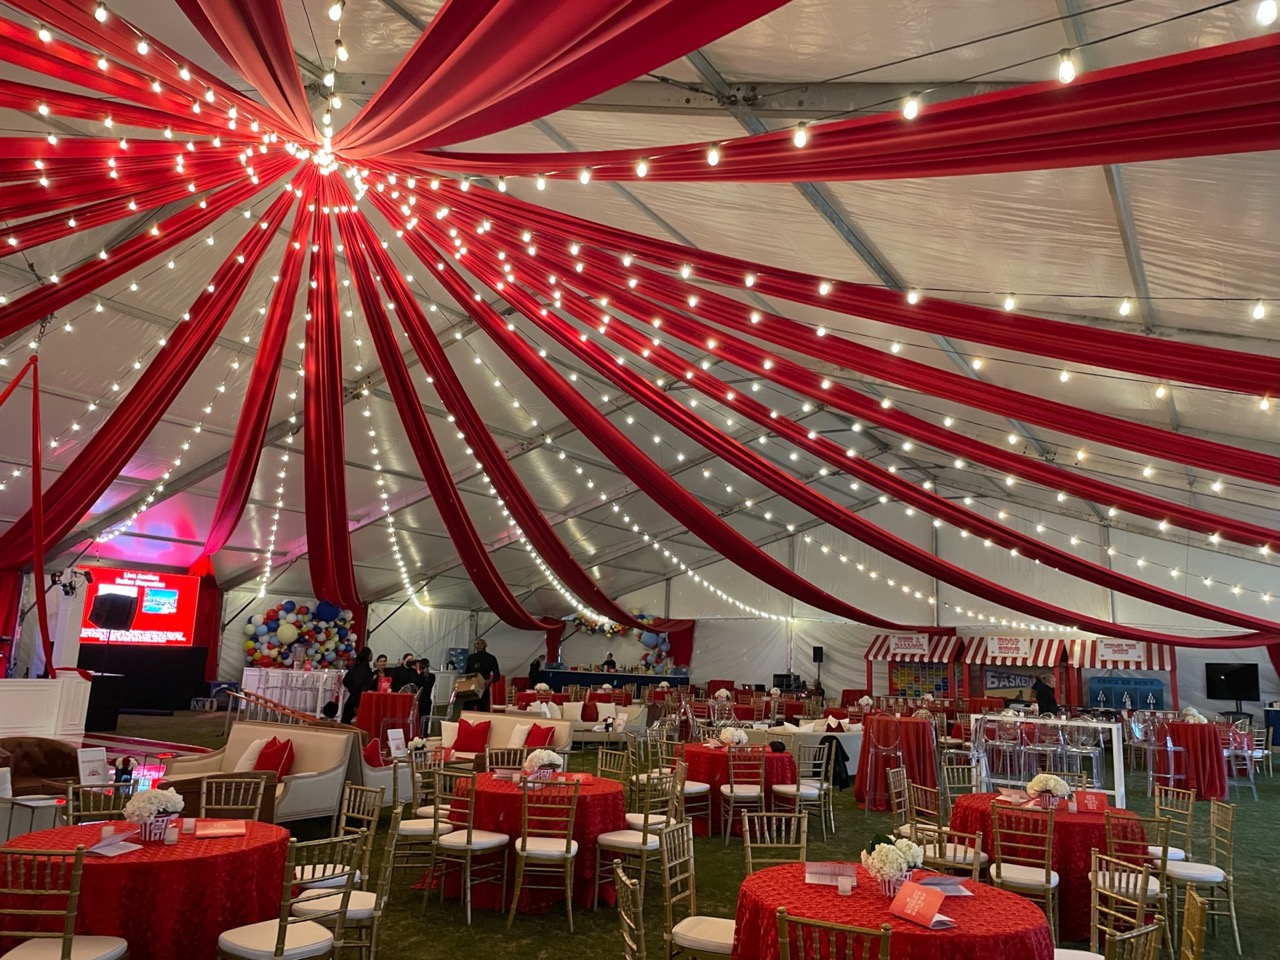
[453,718,491,753]
[525,723,556,749]
[254,737,295,778]
[581,701,598,723]
[362,739,385,768]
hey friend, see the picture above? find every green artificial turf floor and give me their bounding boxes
[119,711,1279,958]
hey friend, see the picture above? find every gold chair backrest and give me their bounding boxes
[279,832,365,956]
[940,757,980,810]
[373,804,403,918]
[615,861,646,960]
[726,745,766,789]
[885,767,909,824]
[907,782,942,831]
[1105,811,1169,878]
[794,741,831,784]
[917,826,984,881]
[1042,769,1088,792]
[1178,889,1207,960]
[0,845,84,949]
[65,782,135,824]
[1103,917,1165,960]
[432,769,478,843]
[742,812,807,874]
[991,803,1055,879]
[658,820,697,934]
[516,779,580,856]
[1091,850,1153,950]
[633,772,676,839]
[1153,785,1194,857]
[201,775,266,820]
[1207,800,1234,875]
[775,906,890,960]
[485,746,529,770]
[596,746,630,782]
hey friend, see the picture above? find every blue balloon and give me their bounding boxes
[267,619,279,632]
[255,624,269,636]
[315,600,341,622]
[324,651,336,662]
[658,639,671,653]
[336,627,348,639]
[640,631,661,648]
[282,600,296,613]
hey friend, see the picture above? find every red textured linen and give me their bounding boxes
[949,793,1141,942]
[733,862,1053,960]
[335,0,788,156]
[4,822,288,960]
[681,743,797,836]
[1155,722,1228,801]
[354,692,416,742]
[438,773,625,911]
[855,715,937,811]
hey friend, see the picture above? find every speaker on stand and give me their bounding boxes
[812,646,823,693]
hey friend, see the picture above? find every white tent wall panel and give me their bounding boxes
[791,620,882,694]
[1165,645,1279,719]
[691,619,789,686]
[365,602,471,667]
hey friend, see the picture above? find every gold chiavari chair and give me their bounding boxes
[886,767,912,837]
[0,845,130,960]
[594,772,674,909]
[658,821,735,958]
[1105,811,1173,956]
[674,758,712,832]
[916,825,986,881]
[939,756,981,819]
[1089,850,1154,953]
[64,781,136,825]
[616,861,647,960]
[772,740,834,839]
[200,776,266,821]
[1164,800,1240,955]
[428,769,509,925]
[1153,785,1195,862]
[1098,918,1166,960]
[1043,769,1089,793]
[507,779,581,932]
[720,745,766,844]
[394,757,452,880]
[1178,888,1207,960]
[906,781,943,837]
[742,812,807,875]
[218,832,364,960]
[801,698,823,721]
[597,746,631,786]
[484,746,529,771]
[297,782,384,893]
[990,802,1059,942]
[775,907,890,960]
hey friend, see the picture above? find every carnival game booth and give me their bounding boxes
[864,633,964,700]
[960,635,1074,707]
[1069,637,1179,711]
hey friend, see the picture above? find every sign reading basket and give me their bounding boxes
[887,634,930,656]
[1096,639,1143,663]
[987,636,1032,660]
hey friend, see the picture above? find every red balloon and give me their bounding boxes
[297,606,309,615]
[264,608,278,619]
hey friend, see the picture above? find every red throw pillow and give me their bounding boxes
[525,723,556,748]
[581,701,598,723]
[362,739,385,768]
[825,719,844,733]
[453,718,491,753]
[254,737,295,778]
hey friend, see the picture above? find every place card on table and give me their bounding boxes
[195,820,247,838]
[87,828,141,857]
[1075,790,1108,812]
[996,787,1030,803]
[555,772,594,784]
[915,874,973,897]
[77,747,112,786]
[804,862,858,886]
[890,881,956,929]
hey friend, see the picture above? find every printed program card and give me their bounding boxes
[195,820,247,838]
[890,881,956,928]
[997,787,1030,803]
[916,874,974,896]
[386,728,408,758]
[77,747,112,786]
[1075,790,1108,812]
[804,862,859,886]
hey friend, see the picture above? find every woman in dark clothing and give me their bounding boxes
[529,656,542,686]
[341,648,375,724]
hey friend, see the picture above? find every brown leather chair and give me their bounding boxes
[0,737,78,796]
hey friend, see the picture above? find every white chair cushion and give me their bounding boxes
[772,783,820,799]
[291,889,377,922]
[992,863,1060,889]
[1053,951,1104,959]
[5,937,129,960]
[671,915,735,954]
[217,920,333,960]
[895,823,916,839]
[719,784,762,797]
[436,829,509,851]
[625,812,671,830]
[799,778,830,792]
[1166,860,1226,884]
[398,818,454,837]
[596,829,660,851]
[1152,844,1186,861]
[684,780,712,795]
[414,805,437,819]
[1097,874,1161,898]
[516,836,579,859]
[294,864,359,889]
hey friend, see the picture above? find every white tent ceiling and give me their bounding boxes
[0,0,1275,634]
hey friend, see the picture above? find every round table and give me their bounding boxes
[514,691,571,709]
[1155,722,1227,801]
[587,691,633,706]
[681,744,797,836]
[5,821,288,960]
[354,691,416,740]
[439,773,625,913]
[854,715,937,811]
[734,863,1053,960]
[949,792,1141,942]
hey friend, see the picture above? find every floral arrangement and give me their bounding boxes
[1027,773,1071,799]
[858,695,874,709]
[769,687,781,697]
[922,693,934,702]
[713,689,732,701]
[534,682,551,692]
[719,727,749,746]
[1181,706,1209,724]
[123,787,185,824]
[407,737,427,752]
[657,681,670,689]
[860,834,923,881]
[522,749,564,776]
[600,683,613,691]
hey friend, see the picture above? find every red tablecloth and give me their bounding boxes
[440,773,626,913]
[854,715,937,810]
[354,691,416,740]
[681,744,797,836]
[706,680,736,697]
[729,700,806,722]
[587,691,633,706]
[949,793,1140,942]
[734,862,1053,960]
[1156,722,1227,801]
[4,821,288,960]
[514,691,572,709]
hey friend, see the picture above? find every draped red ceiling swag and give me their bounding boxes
[0,0,1275,666]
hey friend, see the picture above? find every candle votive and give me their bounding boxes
[163,824,179,845]
[837,876,853,896]
[181,817,196,834]
[100,824,115,841]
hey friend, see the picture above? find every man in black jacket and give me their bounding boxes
[341,648,375,724]
[390,653,419,692]
[465,638,501,711]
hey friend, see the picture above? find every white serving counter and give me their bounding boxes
[0,675,91,739]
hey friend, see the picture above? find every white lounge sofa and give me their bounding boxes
[164,720,355,825]
[429,710,575,763]
[512,701,648,746]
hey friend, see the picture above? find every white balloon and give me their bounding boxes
[243,623,256,636]
[251,615,264,626]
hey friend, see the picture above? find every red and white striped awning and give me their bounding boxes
[866,634,963,663]
[961,636,1066,667]
[1069,638,1176,671]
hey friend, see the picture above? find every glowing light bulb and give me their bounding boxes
[1252,300,1266,320]
[328,0,345,21]
[497,176,507,192]
[902,94,920,120]
[322,71,335,87]
[1258,0,1278,26]
[1119,297,1132,316]
[907,289,920,304]
[37,25,52,42]
[972,358,984,370]
[792,123,808,147]
[179,65,191,81]
[136,38,149,55]
[535,174,546,190]
[335,37,348,61]
[1155,384,1167,399]
[706,144,720,166]
[1003,295,1016,311]
[1059,370,1070,382]
[578,167,591,185]
[95,3,108,23]
[1057,49,1077,84]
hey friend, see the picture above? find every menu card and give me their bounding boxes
[1075,790,1108,812]
[77,747,112,786]
[804,862,859,886]
[890,881,956,928]
[386,729,408,759]
[195,820,247,838]
[87,828,140,858]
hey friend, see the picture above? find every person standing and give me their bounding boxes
[1031,672,1060,715]
[529,656,542,687]
[601,651,617,671]
[390,653,418,692]
[341,648,375,724]
[465,638,501,711]
[416,658,436,728]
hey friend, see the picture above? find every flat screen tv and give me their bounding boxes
[1204,663,1260,702]
[78,566,200,646]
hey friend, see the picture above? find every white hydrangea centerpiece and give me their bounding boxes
[858,695,874,709]
[1181,706,1209,724]
[1027,773,1071,807]
[534,682,551,692]
[407,737,427,752]
[657,681,671,689]
[522,749,564,779]
[719,727,749,746]
[769,687,781,697]
[600,683,613,692]
[713,688,732,701]
[123,787,184,824]
[860,834,922,895]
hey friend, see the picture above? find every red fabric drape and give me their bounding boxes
[0,570,21,644]
[665,622,695,669]
[406,34,1280,182]
[0,188,296,565]
[195,173,314,561]
[301,182,361,616]
[175,0,315,142]
[421,216,1275,649]
[335,0,788,157]
[451,183,1277,397]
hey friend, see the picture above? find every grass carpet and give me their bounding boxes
[121,712,1279,958]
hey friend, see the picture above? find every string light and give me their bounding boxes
[902,94,920,120]
[635,157,648,178]
[578,167,591,185]
[328,0,345,21]
[1253,301,1267,320]
[792,123,808,148]
[94,3,108,23]
[706,143,721,166]
[334,37,348,62]
[1003,295,1016,311]
[1258,0,1278,26]
[1118,298,1131,316]
[1057,49,1077,84]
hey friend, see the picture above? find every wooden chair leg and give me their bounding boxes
[564,860,575,934]
[506,855,524,929]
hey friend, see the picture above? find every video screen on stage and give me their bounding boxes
[78,567,201,647]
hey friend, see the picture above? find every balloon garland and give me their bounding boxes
[572,613,625,637]
[241,598,358,668]
[633,612,673,673]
